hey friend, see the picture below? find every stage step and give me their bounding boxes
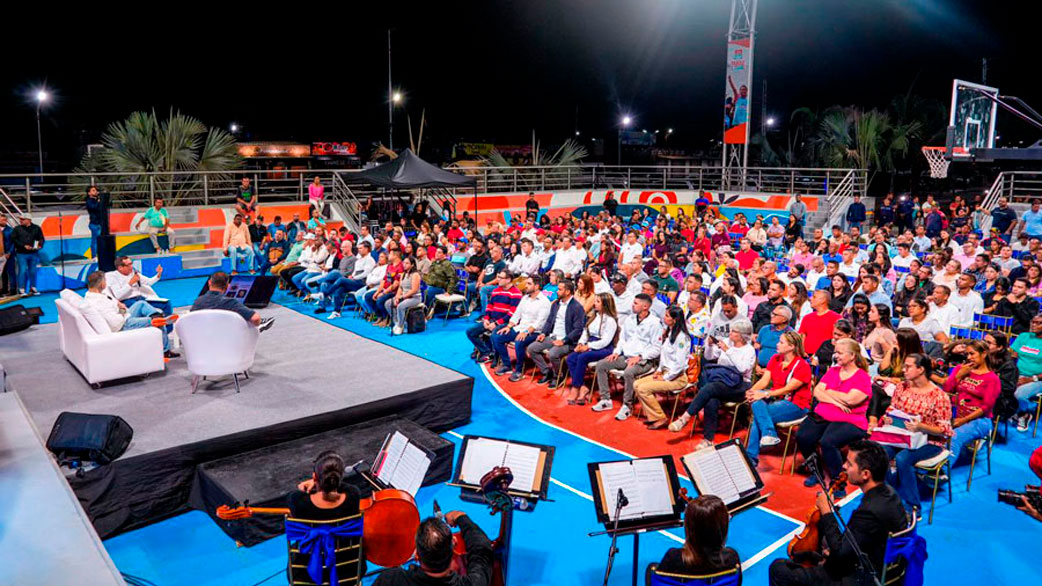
[165,208,198,224]
[173,227,212,247]
[180,249,224,270]
[190,415,455,547]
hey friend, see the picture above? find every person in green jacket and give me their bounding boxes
[423,245,458,305]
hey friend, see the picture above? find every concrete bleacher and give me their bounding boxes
[0,391,124,585]
[26,200,344,292]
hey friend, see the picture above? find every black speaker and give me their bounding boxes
[0,304,35,335]
[46,412,133,465]
[96,234,117,272]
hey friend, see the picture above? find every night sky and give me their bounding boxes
[2,1,1036,169]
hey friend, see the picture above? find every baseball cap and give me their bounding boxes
[304,233,316,240]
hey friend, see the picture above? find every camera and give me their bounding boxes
[998,486,1042,510]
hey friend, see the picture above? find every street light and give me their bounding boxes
[392,91,403,104]
[34,89,49,174]
[766,117,776,127]
[230,123,239,133]
[618,115,633,165]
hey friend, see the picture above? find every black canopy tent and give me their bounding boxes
[343,150,478,223]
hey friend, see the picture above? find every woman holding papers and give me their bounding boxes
[742,331,814,467]
[635,306,693,429]
[565,293,619,405]
[796,338,872,497]
[868,354,952,514]
[656,495,741,580]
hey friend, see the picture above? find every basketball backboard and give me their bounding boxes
[949,79,998,158]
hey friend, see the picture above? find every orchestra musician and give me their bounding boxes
[290,451,361,520]
[656,495,742,581]
[373,512,494,586]
[768,440,906,586]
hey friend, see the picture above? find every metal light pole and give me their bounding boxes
[387,29,394,150]
[617,116,632,165]
[35,89,49,175]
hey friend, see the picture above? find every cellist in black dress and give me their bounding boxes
[656,495,742,581]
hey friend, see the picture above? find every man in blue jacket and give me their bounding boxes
[526,279,585,388]
[845,195,867,232]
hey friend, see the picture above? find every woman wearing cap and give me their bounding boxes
[669,318,756,450]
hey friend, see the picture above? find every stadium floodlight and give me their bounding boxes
[230,123,239,133]
[35,90,49,103]
[33,87,51,174]
[621,115,632,127]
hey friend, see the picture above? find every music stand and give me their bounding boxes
[449,434,554,506]
[679,438,768,516]
[587,455,685,586]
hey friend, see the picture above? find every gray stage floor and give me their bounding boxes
[0,305,468,458]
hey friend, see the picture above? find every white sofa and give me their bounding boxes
[174,309,259,393]
[55,289,166,387]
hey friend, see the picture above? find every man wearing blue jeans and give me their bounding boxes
[1012,316,1042,431]
[11,213,44,295]
[83,271,178,358]
[86,186,104,259]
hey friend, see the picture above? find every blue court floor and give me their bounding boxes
[8,279,1041,585]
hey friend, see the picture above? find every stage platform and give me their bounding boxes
[0,304,473,538]
[0,392,124,586]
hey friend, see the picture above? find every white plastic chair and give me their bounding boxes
[174,309,259,393]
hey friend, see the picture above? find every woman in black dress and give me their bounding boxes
[655,495,741,581]
[288,451,361,520]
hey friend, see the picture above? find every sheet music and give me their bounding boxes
[717,444,757,494]
[503,442,540,493]
[460,438,507,485]
[600,461,644,520]
[375,431,431,496]
[687,450,740,505]
[392,441,431,495]
[632,458,674,517]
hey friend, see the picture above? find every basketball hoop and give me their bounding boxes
[922,146,950,179]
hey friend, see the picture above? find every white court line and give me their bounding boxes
[459,366,813,566]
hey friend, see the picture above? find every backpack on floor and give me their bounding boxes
[406,305,427,334]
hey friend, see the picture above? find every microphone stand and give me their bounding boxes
[805,456,883,586]
[601,489,628,586]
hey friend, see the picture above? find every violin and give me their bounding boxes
[442,466,516,586]
[787,472,848,566]
[216,487,420,568]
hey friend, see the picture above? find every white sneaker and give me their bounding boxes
[614,405,632,421]
[760,435,782,448]
[312,292,324,303]
[1017,413,1033,433]
[591,399,613,412]
[327,311,341,320]
[392,325,404,335]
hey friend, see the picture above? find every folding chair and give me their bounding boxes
[880,515,919,586]
[646,563,741,586]
[914,443,952,524]
[428,269,469,323]
[1034,395,1041,438]
[286,513,364,586]
[965,416,998,491]
[777,416,807,476]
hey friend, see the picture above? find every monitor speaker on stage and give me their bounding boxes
[96,234,117,272]
[198,274,277,309]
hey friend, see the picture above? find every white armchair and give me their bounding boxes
[55,291,165,387]
[174,309,259,393]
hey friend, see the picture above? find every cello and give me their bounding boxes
[786,472,848,566]
[217,487,421,568]
[441,466,517,586]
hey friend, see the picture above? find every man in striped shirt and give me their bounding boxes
[466,270,522,365]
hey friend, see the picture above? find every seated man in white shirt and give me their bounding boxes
[592,293,664,421]
[927,285,962,336]
[641,280,668,319]
[490,275,552,381]
[891,242,916,269]
[838,248,860,278]
[619,231,643,265]
[550,235,586,278]
[83,270,178,358]
[949,273,984,327]
[105,256,172,316]
[509,238,542,276]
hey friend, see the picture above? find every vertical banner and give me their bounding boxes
[723,38,751,145]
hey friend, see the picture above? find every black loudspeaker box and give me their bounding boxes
[96,234,117,272]
[46,412,134,465]
[0,304,35,335]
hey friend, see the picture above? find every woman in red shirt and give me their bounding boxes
[944,339,1001,468]
[692,225,713,261]
[795,338,873,496]
[869,354,952,514]
[743,331,813,467]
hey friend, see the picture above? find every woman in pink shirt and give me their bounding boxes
[308,176,325,216]
[943,339,1001,467]
[796,338,872,496]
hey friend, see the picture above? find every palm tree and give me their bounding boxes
[73,109,241,206]
[481,137,588,191]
